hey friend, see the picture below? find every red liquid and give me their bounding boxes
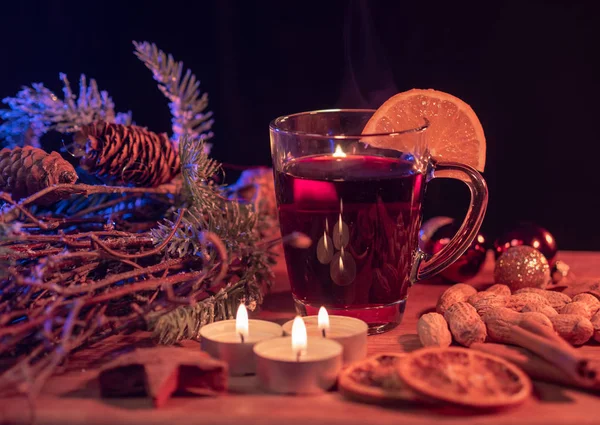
[276,154,425,311]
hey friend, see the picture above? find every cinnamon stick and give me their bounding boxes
[471,342,600,392]
[482,308,597,383]
[509,324,589,381]
[519,317,597,380]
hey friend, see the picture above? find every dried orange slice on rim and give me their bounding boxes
[396,347,532,409]
[363,89,486,172]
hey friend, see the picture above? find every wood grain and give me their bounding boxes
[1,251,600,425]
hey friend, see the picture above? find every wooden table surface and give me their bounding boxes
[2,251,600,425]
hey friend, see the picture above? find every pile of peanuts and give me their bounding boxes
[418,283,600,348]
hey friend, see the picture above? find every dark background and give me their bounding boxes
[1,1,598,250]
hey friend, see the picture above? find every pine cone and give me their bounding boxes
[76,121,180,187]
[0,146,78,203]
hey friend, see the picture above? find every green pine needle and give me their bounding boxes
[148,136,273,343]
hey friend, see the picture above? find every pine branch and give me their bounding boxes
[150,277,265,344]
[153,136,261,260]
[0,74,132,148]
[0,41,281,397]
[179,134,222,206]
[147,136,274,343]
[151,203,257,258]
[133,41,214,148]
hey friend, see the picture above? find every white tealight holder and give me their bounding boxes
[282,309,368,365]
[200,306,283,376]
[254,317,343,394]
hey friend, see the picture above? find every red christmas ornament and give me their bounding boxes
[493,222,557,265]
[420,217,488,283]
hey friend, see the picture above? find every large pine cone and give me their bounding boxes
[0,146,78,203]
[76,121,180,187]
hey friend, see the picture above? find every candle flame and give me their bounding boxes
[291,316,307,360]
[318,306,330,337]
[339,247,345,273]
[236,303,249,341]
[333,145,347,158]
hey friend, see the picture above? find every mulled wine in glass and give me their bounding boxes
[270,110,487,333]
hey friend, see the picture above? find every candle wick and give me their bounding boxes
[322,328,326,338]
[296,351,301,362]
[240,333,245,343]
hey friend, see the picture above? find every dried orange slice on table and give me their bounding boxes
[396,347,532,409]
[338,353,418,404]
[363,89,486,172]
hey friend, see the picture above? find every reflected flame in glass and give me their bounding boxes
[333,145,347,158]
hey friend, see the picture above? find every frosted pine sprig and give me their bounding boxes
[133,41,214,149]
[0,73,131,148]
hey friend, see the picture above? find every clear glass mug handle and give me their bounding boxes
[411,161,489,282]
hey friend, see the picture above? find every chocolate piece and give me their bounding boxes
[98,347,227,407]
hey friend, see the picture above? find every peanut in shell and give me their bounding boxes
[572,293,600,316]
[559,302,592,319]
[485,284,511,297]
[514,288,571,309]
[444,302,487,347]
[468,292,509,316]
[591,311,600,343]
[506,293,549,312]
[521,303,558,318]
[436,284,477,315]
[550,314,594,346]
[417,313,452,348]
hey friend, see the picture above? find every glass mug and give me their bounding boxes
[270,110,488,333]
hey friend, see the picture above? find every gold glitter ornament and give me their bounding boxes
[494,245,550,291]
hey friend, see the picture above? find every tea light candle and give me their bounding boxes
[200,303,283,376]
[282,307,368,364]
[254,316,343,394]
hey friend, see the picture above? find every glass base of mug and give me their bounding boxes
[293,298,406,335]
